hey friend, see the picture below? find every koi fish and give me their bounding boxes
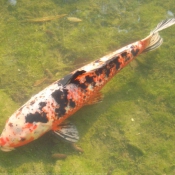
[0,18,175,152]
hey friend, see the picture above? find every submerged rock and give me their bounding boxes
[167,10,174,17]
[8,0,17,6]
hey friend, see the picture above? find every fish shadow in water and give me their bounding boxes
[0,132,57,168]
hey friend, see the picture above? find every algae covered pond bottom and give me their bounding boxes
[0,0,175,174]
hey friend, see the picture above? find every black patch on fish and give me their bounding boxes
[39,102,47,110]
[94,63,112,78]
[25,112,48,123]
[126,56,131,61]
[54,89,68,104]
[131,46,139,56]
[65,70,90,90]
[69,70,86,84]
[95,67,103,76]
[85,75,96,87]
[69,99,76,108]
[71,79,79,85]
[121,52,127,58]
[52,88,69,118]
[85,75,94,84]
[121,52,131,62]
[70,78,88,90]
[55,107,66,118]
[79,83,88,89]
[109,56,120,70]
[105,65,111,77]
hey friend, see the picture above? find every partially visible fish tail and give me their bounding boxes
[151,18,175,34]
[142,18,175,52]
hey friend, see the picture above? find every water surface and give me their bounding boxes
[0,0,175,174]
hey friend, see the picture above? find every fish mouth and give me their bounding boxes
[1,146,15,152]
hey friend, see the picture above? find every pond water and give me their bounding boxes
[0,0,175,174]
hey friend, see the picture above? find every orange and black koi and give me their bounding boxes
[0,18,175,152]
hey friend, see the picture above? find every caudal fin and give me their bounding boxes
[143,18,175,52]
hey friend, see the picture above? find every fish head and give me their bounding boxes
[0,109,52,152]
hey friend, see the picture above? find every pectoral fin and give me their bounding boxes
[52,121,79,143]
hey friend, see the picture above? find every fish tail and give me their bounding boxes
[142,18,175,52]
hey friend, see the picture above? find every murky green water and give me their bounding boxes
[0,0,175,174]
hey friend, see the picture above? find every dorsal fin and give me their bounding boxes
[58,70,86,86]
[68,70,86,84]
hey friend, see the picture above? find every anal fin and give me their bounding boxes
[85,91,104,105]
[52,121,79,143]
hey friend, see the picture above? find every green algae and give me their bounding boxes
[0,0,175,174]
